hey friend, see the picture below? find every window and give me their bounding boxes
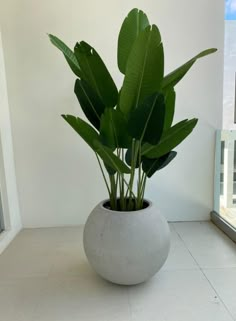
[212,1,236,242]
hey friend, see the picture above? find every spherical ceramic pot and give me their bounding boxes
[83,199,170,285]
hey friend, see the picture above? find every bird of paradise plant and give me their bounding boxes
[49,8,217,211]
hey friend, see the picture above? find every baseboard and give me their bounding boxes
[211,211,236,243]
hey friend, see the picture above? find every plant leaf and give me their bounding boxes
[164,87,175,130]
[118,8,149,74]
[142,151,177,177]
[94,141,131,174]
[62,114,130,174]
[104,163,116,176]
[125,148,139,168]
[119,24,164,116]
[74,79,105,130]
[162,48,217,90]
[142,118,198,158]
[100,108,131,149]
[128,93,165,145]
[48,34,82,77]
[74,41,118,107]
[62,114,99,150]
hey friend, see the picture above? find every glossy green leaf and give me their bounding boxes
[119,24,164,116]
[142,118,198,158]
[74,41,118,107]
[74,79,105,130]
[94,141,131,174]
[118,8,149,74]
[125,148,139,168]
[104,163,116,176]
[162,48,217,90]
[142,151,177,177]
[62,114,99,150]
[164,88,176,130]
[48,34,82,77]
[62,115,130,174]
[100,108,131,149]
[128,93,165,145]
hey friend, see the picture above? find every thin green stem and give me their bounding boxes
[128,140,139,210]
[95,153,111,196]
[125,139,135,199]
[118,149,125,210]
[137,141,142,208]
[115,149,120,186]
[141,174,147,202]
[122,176,137,201]
[109,174,117,210]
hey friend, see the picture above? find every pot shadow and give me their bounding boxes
[80,260,156,290]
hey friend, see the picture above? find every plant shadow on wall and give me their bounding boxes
[49,8,216,212]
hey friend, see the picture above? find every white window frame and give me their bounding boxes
[0,30,21,253]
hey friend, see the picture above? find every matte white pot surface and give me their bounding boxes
[83,199,170,285]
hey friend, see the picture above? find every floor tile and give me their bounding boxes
[49,241,94,277]
[173,222,236,268]
[33,276,131,321]
[128,270,234,321]
[0,243,56,278]
[0,278,44,321]
[204,268,236,319]
[13,226,83,248]
[0,226,84,279]
[162,226,199,271]
[0,224,235,321]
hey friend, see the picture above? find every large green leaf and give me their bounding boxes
[62,114,99,150]
[104,163,116,176]
[142,118,198,158]
[74,79,105,130]
[128,93,165,145]
[48,34,82,77]
[163,87,175,130]
[74,41,118,107]
[62,114,130,174]
[119,24,164,116]
[94,141,131,174]
[125,148,139,168]
[118,8,149,74]
[162,48,217,90]
[100,108,131,149]
[142,151,177,178]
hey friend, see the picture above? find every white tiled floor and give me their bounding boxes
[0,222,236,321]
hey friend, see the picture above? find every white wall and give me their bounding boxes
[0,0,224,227]
[0,32,22,252]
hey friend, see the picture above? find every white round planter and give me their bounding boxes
[83,199,170,285]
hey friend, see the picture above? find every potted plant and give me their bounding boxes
[49,8,216,285]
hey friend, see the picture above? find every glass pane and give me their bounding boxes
[220,141,224,196]
[218,131,236,228]
[233,139,236,204]
[0,190,4,232]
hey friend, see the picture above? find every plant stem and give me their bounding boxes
[115,148,121,188]
[122,177,137,201]
[95,153,111,196]
[109,174,117,210]
[120,149,125,210]
[140,174,147,203]
[96,143,142,211]
[137,141,143,209]
[128,140,139,210]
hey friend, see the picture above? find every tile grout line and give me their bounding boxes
[172,223,236,321]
